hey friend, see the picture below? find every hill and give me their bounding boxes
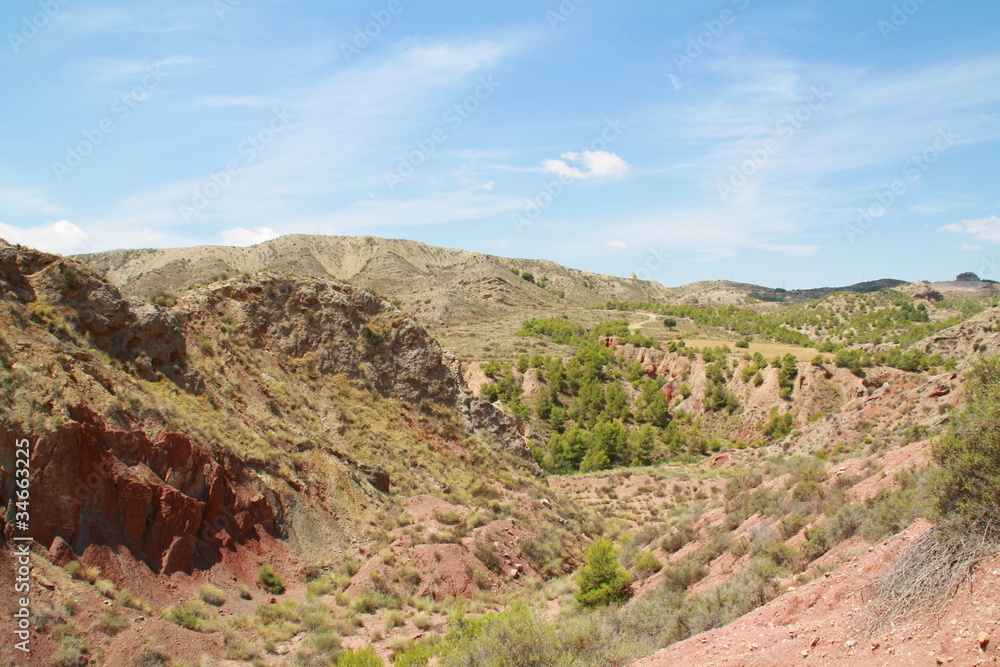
[4,235,1000,665]
[73,234,912,323]
[0,239,594,666]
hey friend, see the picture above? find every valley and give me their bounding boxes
[1,235,999,666]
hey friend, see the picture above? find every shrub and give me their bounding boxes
[412,612,432,630]
[94,579,117,599]
[199,584,227,606]
[98,609,129,636]
[163,600,216,632]
[792,480,823,502]
[394,643,433,666]
[224,633,261,661]
[311,626,341,653]
[383,609,405,630]
[660,560,708,593]
[779,513,809,539]
[661,524,694,553]
[257,565,285,594]
[932,357,1000,525]
[337,645,382,666]
[574,539,631,607]
[438,604,559,667]
[474,540,501,574]
[436,511,463,526]
[136,644,169,667]
[633,551,663,576]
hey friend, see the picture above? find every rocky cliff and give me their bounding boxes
[0,239,541,586]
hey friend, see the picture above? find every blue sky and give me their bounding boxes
[1,0,998,288]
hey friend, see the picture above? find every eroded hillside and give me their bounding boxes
[4,236,1000,666]
[0,240,599,666]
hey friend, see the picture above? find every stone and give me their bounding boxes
[358,463,391,493]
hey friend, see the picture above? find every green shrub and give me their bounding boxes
[574,539,631,607]
[337,645,382,666]
[660,560,708,593]
[257,565,285,594]
[661,524,694,553]
[394,642,433,665]
[98,609,129,636]
[199,584,227,606]
[436,511,463,526]
[94,579,117,599]
[384,609,405,630]
[163,600,216,632]
[932,357,1000,526]
[633,551,663,576]
[439,604,559,667]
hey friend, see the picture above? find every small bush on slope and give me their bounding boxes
[574,539,632,607]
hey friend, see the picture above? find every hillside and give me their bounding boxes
[73,235,914,327]
[73,235,676,325]
[3,236,1000,666]
[0,240,597,666]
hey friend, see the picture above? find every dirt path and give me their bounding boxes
[630,312,659,332]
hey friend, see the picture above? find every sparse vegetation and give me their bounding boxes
[574,539,631,607]
[257,565,285,594]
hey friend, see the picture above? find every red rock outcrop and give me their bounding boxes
[17,404,277,574]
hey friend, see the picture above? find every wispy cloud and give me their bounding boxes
[196,95,276,108]
[542,151,631,180]
[0,188,63,215]
[298,190,528,233]
[939,216,1000,243]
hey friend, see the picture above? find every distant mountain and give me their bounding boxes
[74,234,908,322]
[746,278,908,303]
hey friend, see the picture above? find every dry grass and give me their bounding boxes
[863,521,1000,636]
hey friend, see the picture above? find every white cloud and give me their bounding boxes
[0,220,89,254]
[938,216,1000,242]
[220,226,280,246]
[542,151,631,180]
[607,240,628,249]
[961,243,981,251]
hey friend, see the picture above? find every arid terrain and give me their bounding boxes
[1,235,999,666]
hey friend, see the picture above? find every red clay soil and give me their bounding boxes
[629,520,999,667]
